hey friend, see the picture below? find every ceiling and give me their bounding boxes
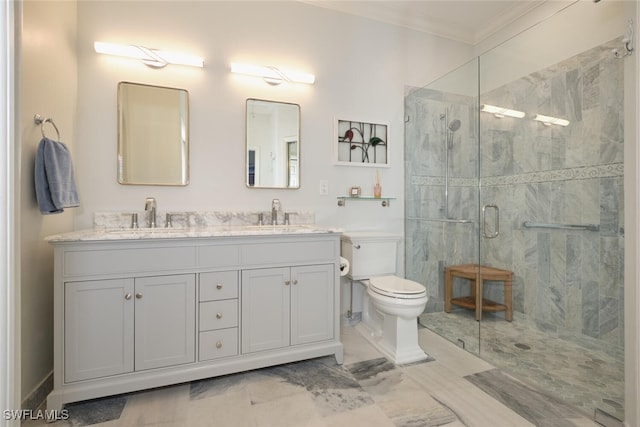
[300,0,548,45]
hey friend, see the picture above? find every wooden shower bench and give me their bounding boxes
[445,264,513,321]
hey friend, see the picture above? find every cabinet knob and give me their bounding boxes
[216,341,222,349]
[292,279,298,285]
[216,312,223,319]
[216,284,223,290]
[285,280,291,286]
[135,292,143,299]
[124,293,132,300]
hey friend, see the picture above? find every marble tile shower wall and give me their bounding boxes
[405,37,624,353]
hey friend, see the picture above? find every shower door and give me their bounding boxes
[476,2,625,421]
[407,1,625,420]
[405,56,482,353]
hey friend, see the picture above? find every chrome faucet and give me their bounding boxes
[271,199,281,225]
[144,197,157,228]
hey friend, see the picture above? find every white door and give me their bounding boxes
[64,278,134,382]
[134,274,195,371]
[241,267,290,353]
[290,265,334,345]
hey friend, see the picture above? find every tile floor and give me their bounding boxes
[25,324,602,427]
[420,310,625,421]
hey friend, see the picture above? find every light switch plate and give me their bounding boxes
[319,180,329,195]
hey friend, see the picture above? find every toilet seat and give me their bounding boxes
[369,275,426,299]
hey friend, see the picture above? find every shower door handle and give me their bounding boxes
[482,204,499,239]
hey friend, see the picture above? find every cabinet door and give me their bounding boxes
[64,278,134,382]
[291,264,334,345]
[134,274,196,371]
[241,267,290,353]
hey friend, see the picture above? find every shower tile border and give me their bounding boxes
[410,162,623,188]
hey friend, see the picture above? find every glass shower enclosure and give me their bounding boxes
[405,1,625,420]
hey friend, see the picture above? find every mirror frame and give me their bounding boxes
[245,98,300,189]
[117,81,190,186]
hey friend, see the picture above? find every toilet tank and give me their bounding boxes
[341,232,401,280]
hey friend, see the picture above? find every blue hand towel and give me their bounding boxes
[35,137,80,214]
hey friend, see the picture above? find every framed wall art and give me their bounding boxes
[334,118,389,166]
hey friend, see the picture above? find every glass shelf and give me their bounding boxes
[337,196,395,207]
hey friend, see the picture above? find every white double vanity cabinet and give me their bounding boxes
[46,227,343,410]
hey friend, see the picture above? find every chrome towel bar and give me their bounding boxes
[523,221,600,232]
[407,217,474,224]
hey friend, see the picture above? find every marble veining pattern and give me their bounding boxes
[420,310,624,421]
[410,163,623,189]
[465,369,586,427]
[93,210,316,230]
[24,326,601,426]
[45,223,342,242]
[405,37,624,418]
[61,396,127,426]
[45,209,340,242]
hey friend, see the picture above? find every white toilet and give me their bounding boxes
[341,232,429,364]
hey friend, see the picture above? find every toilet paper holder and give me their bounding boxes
[339,256,350,276]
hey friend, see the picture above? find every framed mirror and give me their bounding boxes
[117,82,189,186]
[246,98,300,188]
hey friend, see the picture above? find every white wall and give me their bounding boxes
[428,1,625,98]
[74,1,472,242]
[20,0,77,404]
[480,0,624,94]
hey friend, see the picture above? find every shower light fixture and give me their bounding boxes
[480,104,525,118]
[533,114,570,127]
[94,42,204,68]
[230,63,315,85]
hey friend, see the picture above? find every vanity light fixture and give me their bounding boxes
[480,104,525,118]
[230,63,315,85]
[533,114,570,127]
[94,42,204,68]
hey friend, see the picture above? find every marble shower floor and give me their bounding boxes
[25,325,602,427]
[419,310,625,422]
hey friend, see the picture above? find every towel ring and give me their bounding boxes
[34,114,61,140]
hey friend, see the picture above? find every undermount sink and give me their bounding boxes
[240,224,314,230]
[106,227,188,234]
[45,222,342,244]
[104,225,316,234]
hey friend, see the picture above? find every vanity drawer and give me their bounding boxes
[199,328,238,361]
[199,271,238,301]
[200,300,238,331]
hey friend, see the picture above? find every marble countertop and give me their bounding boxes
[46,224,344,243]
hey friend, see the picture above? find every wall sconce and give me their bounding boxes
[94,42,204,68]
[533,114,570,127]
[230,63,315,85]
[480,104,525,118]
